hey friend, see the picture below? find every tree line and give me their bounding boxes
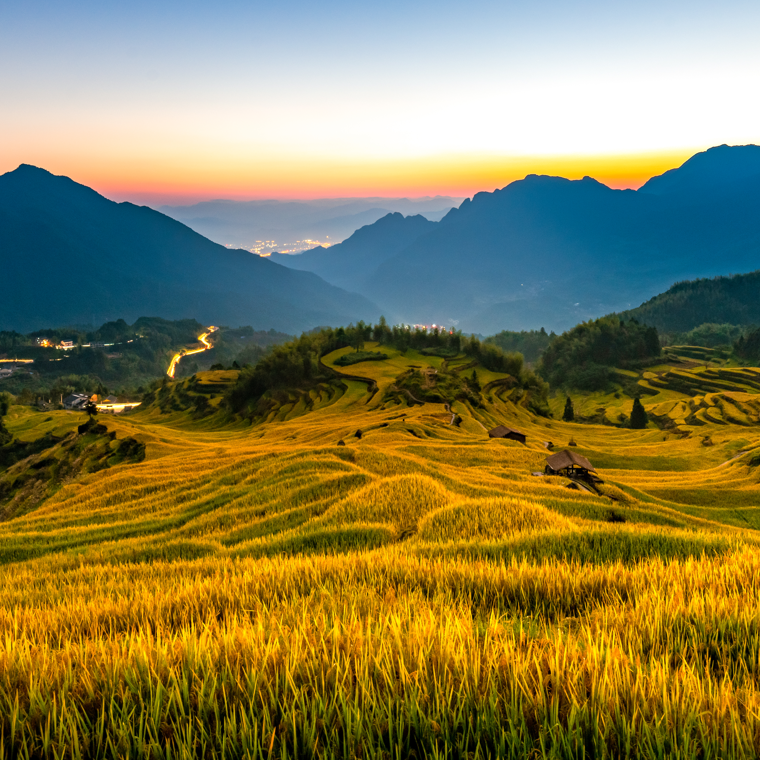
[485,328,555,363]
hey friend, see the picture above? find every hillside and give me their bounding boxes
[0,165,381,333]
[2,337,760,754]
[618,270,760,333]
[7,339,760,548]
[273,144,760,334]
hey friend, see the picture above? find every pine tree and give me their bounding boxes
[630,397,648,429]
[563,397,574,422]
[470,370,481,392]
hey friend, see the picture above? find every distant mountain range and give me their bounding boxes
[158,196,462,250]
[4,145,760,338]
[0,166,381,333]
[274,144,760,334]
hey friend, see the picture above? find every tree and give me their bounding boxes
[373,315,391,345]
[563,397,574,422]
[470,369,481,392]
[630,398,648,429]
[0,392,11,446]
[83,399,98,420]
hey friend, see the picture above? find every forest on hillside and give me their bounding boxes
[537,317,661,391]
[485,328,555,363]
[619,270,760,333]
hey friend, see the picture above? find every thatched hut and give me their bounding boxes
[544,449,598,480]
[488,425,527,444]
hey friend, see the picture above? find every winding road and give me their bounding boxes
[167,326,217,378]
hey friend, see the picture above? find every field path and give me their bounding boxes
[718,450,748,467]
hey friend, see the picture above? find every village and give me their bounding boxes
[57,393,140,414]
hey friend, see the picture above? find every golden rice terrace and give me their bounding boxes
[2,343,760,758]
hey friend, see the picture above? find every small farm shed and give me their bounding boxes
[488,425,527,444]
[545,449,597,479]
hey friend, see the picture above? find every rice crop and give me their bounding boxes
[1,348,760,756]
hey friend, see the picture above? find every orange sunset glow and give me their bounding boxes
[3,0,758,205]
[30,149,697,206]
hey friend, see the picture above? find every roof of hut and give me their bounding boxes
[488,425,526,438]
[545,449,595,472]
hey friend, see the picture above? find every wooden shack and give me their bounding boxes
[544,449,601,482]
[488,425,527,444]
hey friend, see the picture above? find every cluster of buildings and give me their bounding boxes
[403,324,454,333]
[0,359,35,380]
[227,238,334,256]
[62,393,140,414]
[62,393,91,411]
[36,337,78,349]
[36,337,129,352]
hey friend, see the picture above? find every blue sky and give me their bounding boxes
[2,0,759,201]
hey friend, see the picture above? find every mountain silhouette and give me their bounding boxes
[639,144,760,197]
[0,165,380,333]
[269,212,437,292]
[271,145,760,333]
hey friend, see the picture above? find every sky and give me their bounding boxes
[2,0,759,204]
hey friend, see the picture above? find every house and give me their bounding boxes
[488,425,527,444]
[97,396,141,414]
[59,340,75,349]
[63,393,90,410]
[544,449,603,485]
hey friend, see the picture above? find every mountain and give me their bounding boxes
[272,145,760,334]
[269,212,437,293]
[0,165,381,333]
[618,270,760,333]
[639,144,760,198]
[158,196,461,249]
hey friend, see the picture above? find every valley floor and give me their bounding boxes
[2,346,760,757]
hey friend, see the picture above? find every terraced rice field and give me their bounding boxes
[2,345,760,757]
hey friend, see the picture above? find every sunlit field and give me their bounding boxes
[2,345,760,757]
